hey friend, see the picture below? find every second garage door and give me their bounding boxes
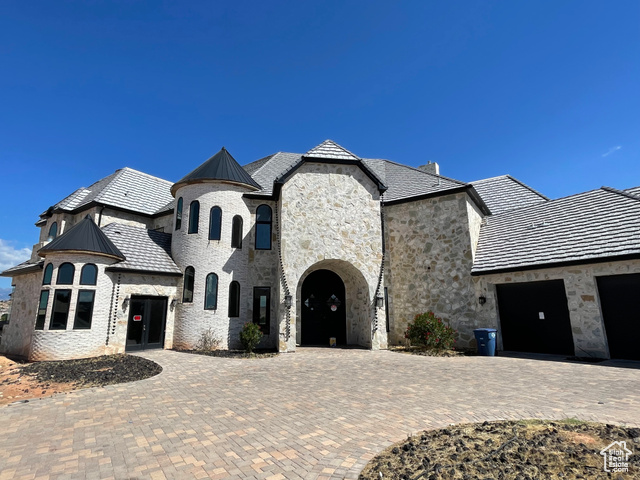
[496,280,575,355]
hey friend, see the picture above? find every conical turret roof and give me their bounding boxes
[172,147,261,195]
[39,215,125,260]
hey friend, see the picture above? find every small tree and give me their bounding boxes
[195,328,221,352]
[405,311,456,350]
[240,322,262,353]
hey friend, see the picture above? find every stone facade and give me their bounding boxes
[0,271,39,358]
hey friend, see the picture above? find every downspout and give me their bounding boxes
[274,200,292,342]
[97,205,106,227]
[372,193,386,335]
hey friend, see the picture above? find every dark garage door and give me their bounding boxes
[496,280,575,355]
[597,274,640,361]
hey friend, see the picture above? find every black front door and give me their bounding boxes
[301,270,346,345]
[597,274,640,360]
[126,296,168,351]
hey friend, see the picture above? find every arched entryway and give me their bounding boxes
[301,269,346,345]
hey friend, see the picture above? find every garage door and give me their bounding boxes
[496,280,575,355]
[596,274,640,361]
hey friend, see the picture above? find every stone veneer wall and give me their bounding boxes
[0,271,40,359]
[385,192,482,347]
[279,162,386,351]
[473,259,640,358]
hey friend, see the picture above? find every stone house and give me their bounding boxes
[2,140,639,361]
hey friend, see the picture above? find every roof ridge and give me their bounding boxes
[488,188,606,218]
[92,168,128,204]
[381,158,468,186]
[471,174,509,183]
[504,175,550,201]
[251,152,284,177]
[118,167,174,185]
[601,186,640,202]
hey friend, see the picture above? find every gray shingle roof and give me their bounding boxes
[244,152,304,196]
[49,168,174,216]
[303,140,360,161]
[472,188,640,274]
[102,223,181,275]
[0,260,43,277]
[470,175,548,214]
[625,186,640,197]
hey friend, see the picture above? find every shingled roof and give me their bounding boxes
[472,188,640,275]
[172,147,261,195]
[102,224,181,276]
[303,139,361,161]
[470,175,548,214]
[39,215,125,260]
[0,260,43,277]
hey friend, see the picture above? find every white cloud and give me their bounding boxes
[602,145,622,157]
[0,239,31,272]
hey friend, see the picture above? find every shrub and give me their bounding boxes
[404,311,456,350]
[240,322,262,353]
[195,328,221,352]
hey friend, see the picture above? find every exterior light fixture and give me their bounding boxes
[284,294,292,308]
[170,299,178,310]
[122,296,130,309]
[376,295,384,308]
[478,295,487,305]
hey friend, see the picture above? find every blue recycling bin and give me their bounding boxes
[474,328,497,356]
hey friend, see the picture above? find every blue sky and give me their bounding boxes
[0,1,638,292]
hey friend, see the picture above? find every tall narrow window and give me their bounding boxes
[73,290,95,329]
[252,287,270,333]
[49,289,71,330]
[209,206,222,241]
[228,281,240,317]
[57,263,75,285]
[384,287,390,333]
[255,205,272,250]
[47,222,58,241]
[43,263,53,285]
[231,215,243,249]
[175,197,183,231]
[188,201,199,234]
[35,290,49,330]
[183,267,194,303]
[205,273,218,310]
[80,264,97,285]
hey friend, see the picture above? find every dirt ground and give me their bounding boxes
[359,419,640,480]
[0,354,161,406]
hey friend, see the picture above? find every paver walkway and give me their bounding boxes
[0,348,639,480]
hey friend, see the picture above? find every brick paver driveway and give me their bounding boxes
[1,348,639,480]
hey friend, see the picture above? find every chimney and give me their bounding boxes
[417,161,440,175]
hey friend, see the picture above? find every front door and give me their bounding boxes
[301,270,346,345]
[597,274,640,360]
[126,296,168,351]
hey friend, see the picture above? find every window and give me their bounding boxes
[73,290,95,329]
[209,206,222,241]
[384,287,390,333]
[80,264,97,285]
[43,263,53,285]
[253,287,270,333]
[205,273,218,310]
[183,267,194,303]
[47,222,58,241]
[57,263,75,285]
[228,281,240,317]
[175,197,183,231]
[35,290,49,330]
[49,289,71,330]
[188,201,199,234]
[255,205,272,250]
[231,215,243,249]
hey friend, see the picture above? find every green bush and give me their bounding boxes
[404,311,456,350]
[240,322,263,353]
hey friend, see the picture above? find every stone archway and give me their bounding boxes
[300,270,346,346]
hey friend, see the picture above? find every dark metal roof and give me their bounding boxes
[172,147,261,195]
[39,215,125,260]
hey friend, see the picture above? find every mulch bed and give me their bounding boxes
[19,354,162,387]
[359,419,640,480]
[389,346,475,357]
[179,349,278,359]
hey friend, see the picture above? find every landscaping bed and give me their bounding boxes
[389,346,474,357]
[0,354,161,406]
[179,349,277,359]
[359,419,640,480]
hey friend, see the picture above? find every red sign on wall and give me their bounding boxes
[133,315,142,322]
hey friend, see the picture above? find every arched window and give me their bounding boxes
[255,205,272,250]
[47,222,58,241]
[188,201,199,234]
[42,263,53,285]
[205,273,218,310]
[209,206,222,241]
[175,197,183,231]
[231,215,243,249]
[228,281,240,317]
[183,267,194,303]
[80,264,98,285]
[57,263,75,285]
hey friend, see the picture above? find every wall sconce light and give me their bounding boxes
[478,295,487,305]
[376,295,384,308]
[170,299,178,310]
[284,294,292,308]
[122,296,130,309]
